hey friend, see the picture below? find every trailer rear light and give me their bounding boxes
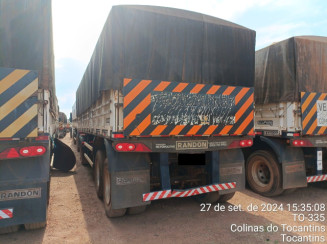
[0,146,46,159]
[292,139,313,147]
[113,133,125,139]
[240,139,253,147]
[228,139,253,149]
[0,148,20,159]
[127,144,136,151]
[134,143,151,152]
[115,143,136,151]
[115,144,124,151]
[19,146,46,157]
[115,143,151,152]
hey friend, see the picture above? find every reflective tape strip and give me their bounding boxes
[172,182,236,198]
[307,174,327,183]
[142,190,172,202]
[0,208,13,219]
[143,182,236,201]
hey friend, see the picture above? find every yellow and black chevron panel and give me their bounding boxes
[301,92,327,135]
[123,79,254,137]
[0,67,38,138]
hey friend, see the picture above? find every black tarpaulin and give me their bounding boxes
[0,0,56,111]
[255,36,327,104]
[76,5,256,116]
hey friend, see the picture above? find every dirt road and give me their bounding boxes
[1,136,326,244]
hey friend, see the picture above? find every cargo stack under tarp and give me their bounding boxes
[0,0,57,114]
[76,5,256,116]
[255,36,327,104]
[254,36,327,136]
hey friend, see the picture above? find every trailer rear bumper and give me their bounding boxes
[143,182,236,202]
[307,174,327,183]
[112,136,253,153]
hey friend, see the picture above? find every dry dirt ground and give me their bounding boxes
[1,135,326,244]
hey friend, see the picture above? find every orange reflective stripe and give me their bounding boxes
[154,81,171,91]
[150,125,167,136]
[186,125,201,135]
[307,118,317,135]
[206,85,220,94]
[219,125,233,135]
[235,94,253,123]
[169,125,185,135]
[190,84,205,94]
[123,78,132,86]
[301,93,316,113]
[130,115,151,136]
[223,86,235,95]
[172,83,188,92]
[123,94,151,129]
[318,126,326,135]
[204,125,218,135]
[124,80,152,108]
[235,87,250,105]
[234,111,254,135]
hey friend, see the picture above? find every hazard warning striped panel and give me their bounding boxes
[142,182,236,202]
[301,92,327,135]
[307,174,327,183]
[0,208,13,219]
[123,79,254,137]
[0,67,38,138]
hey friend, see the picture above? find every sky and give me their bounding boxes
[52,0,327,117]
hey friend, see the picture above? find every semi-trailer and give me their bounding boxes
[244,36,327,196]
[0,0,57,233]
[0,0,74,233]
[74,5,256,217]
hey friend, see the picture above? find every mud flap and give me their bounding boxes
[0,182,48,228]
[281,147,307,189]
[217,149,245,194]
[52,138,76,172]
[260,137,307,189]
[104,139,150,209]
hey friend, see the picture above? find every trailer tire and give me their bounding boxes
[0,225,19,234]
[193,192,220,203]
[24,222,46,230]
[103,158,126,218]
[127,206,147,215]
[217,192,235,203]
[246,150,284,197]
[94,150,105,199]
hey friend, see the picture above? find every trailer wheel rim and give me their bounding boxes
[104,170,111,206]
[251,159,272,188]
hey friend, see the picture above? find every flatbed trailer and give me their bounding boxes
[75,5,256,217]
[0,0,58,233]
[244,36,327,196]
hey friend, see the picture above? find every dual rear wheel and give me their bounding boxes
[246,150,284,197]
[95,151,146,217]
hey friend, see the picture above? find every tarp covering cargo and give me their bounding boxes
[255,36,327,104]
[0,0,56,105]
[76,5,255,116]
